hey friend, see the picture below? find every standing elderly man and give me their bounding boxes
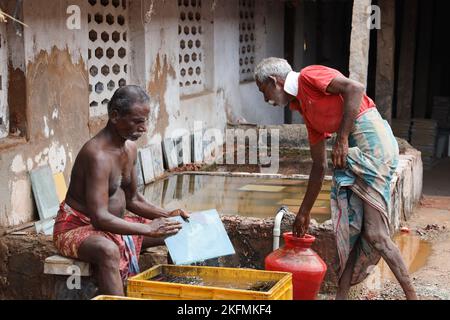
[254,58,417,300]
[53,85,189,296]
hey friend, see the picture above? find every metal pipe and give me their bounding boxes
[273,206,289,251]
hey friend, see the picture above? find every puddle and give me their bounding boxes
[150,273,277,292]
[367,233,432,283]
[142,174,332,221]
[395,233,432,275]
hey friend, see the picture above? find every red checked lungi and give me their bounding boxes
[53,201,148,280]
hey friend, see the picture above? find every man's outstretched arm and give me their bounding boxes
[293,139,327,237]
[124,144,190,220]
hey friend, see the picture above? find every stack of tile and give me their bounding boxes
[432,96,450,128]
[391,119,411,142]
[410,118,438,169]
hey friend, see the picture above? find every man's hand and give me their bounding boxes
[332,137,349,169]
[168,209,190,220]
[327,76,363,170]
[293,211,310,238]
[144,218,182,238]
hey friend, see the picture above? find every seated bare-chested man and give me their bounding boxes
[53,85,189,296]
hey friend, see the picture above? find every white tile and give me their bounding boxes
[162,138,179,170]
[149,143,165,178]
[139,147,155,184]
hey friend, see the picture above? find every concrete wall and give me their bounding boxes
[239,0,285,125]
[348,0,371,87]
[127,0,229,146]
[0,0,90,228]
[100,0,284,139]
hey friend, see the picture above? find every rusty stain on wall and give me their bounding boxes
[26,46,88,146]
[147,53,176,137]
[88,114,108,137]
[0,46,90,227]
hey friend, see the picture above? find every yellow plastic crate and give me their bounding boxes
[92,295,146,300]
[127,264,292,300]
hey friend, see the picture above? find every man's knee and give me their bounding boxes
[363,230,390,252]
[95,241,121,268]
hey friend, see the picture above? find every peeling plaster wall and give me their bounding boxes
[142,0,182,143]
[135,0,241,143]
[0,0,90,227]
[210,0,241,127]
[130,0,284,140]
[239,0,285,125]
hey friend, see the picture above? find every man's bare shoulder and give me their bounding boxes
[77,138,111,165]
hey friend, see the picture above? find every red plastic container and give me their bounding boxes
[265,232,327,300]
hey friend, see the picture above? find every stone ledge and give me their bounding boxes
[44,255,91,277]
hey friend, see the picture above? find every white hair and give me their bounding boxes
[254,57,293,83]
